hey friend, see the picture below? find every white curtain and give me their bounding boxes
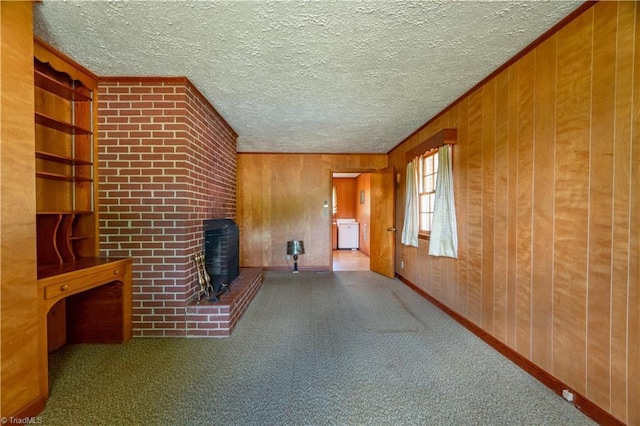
[429,145,458,258]
[401,158,419,247]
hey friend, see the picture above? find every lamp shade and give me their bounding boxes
[286,240,305,255]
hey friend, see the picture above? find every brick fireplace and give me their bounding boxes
[98,77,255,337]
[204,218,240,293]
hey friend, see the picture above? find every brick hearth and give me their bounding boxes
[186,268,263,337]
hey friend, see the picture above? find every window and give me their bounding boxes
[418,149,438,233]
[332,185,338,215]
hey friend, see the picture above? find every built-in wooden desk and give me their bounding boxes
[37,258,133,398]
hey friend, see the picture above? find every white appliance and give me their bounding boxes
[337,219,359,249]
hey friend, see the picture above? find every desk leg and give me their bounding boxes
[39,294,52,399]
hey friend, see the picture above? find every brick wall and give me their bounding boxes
[98,77,237,336]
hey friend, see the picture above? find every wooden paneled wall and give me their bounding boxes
[389,2,638,423]
[333,178,357,219]
[237,154,386,269]
[0,1,43,417]
[356,173,371,256]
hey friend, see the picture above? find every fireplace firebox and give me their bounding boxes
[203,219,240,294]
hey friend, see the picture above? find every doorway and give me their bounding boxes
[331,172,370,271]
[333,249,370,271]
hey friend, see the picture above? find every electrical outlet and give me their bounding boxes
[286,255,291,260]
[400,260,405,269]
[562,389,574,402]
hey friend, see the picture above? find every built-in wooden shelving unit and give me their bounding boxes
[34,40,97,269]
[33,38,133,404]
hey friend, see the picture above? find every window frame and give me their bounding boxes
[417,149,438,236]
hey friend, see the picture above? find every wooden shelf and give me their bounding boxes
[36,171,73,182]
[37,211,93,215]
[36,151,92,166]
[34,70,91,102]
[35,112,91,135]
[36,171,92,183]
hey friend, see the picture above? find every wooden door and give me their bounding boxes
[370,166,395,278]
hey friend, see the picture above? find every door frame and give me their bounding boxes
[329,168,393,272]
[329,170,371,270]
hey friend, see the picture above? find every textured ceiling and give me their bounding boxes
[33,1,581,153]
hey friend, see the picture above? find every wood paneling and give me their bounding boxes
[356,173,371,256]
[481,80,496,334]
[333,178,357,219]
[628,3,640,425]
[237,154,386,269]
[531,34,556,373]
[552,9,592,394]
[0,1,43,417]
[466,90,482,326]
[587,0,617,410]
[390,2,638,423]
[506,65,519,349]
[493,70,509,344]
[610,2,635,422]
[516,52,534,359]
[455,98,469,317]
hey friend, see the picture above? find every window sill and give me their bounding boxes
[418,233,431,241]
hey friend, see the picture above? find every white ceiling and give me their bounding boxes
[33,0,582,154]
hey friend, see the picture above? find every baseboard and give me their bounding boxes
[260,266,330,273]
[4,395,47,423]
[396,273,625,426]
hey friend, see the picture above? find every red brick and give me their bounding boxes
[99,77,238,335]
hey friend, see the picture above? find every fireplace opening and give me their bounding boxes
[203,219,240,294]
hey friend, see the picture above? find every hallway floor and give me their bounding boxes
[332,249,369,271]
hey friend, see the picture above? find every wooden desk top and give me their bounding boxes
[37,257,130,280]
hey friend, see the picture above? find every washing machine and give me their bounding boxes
[337,218,359,249]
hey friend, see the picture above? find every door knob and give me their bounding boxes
[387,227,397,232]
